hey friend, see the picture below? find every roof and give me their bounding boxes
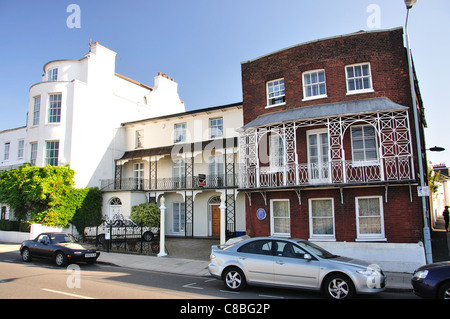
[121,102,242,126]
[241,97,408,130]
[241,27,403,65]
[118,137,238,161]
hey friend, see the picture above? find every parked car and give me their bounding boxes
[208,236,386,299]
[411,261,450,299]
[20,232,100,267]
[84,219,158,244]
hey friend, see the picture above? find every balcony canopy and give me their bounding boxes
[241,97,408,130]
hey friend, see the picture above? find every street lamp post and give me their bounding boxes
[404,0,433,264]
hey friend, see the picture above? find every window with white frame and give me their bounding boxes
[270,199,290,236]
[209,118,223,139]
[303,70,327,100]
[346,63,373,93]
[208,155,224,186]
[48,68,58,81]
[48,93,62,123]
[174,123,186,143]
[355,196,385,240]
[4,143,10,161]
[33,96,40,126]
[172,159,185,188]
[309,198,335,239]
[17,140,24,159]
[351,125,378,162]
[173,202,185,233]
[30,142,37,166]
[133,163,145,190]
[269,134,285,171]
[45,141,59,166]
[266,78,285,107]
[135,130,144,149]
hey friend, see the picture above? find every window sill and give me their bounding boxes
[265,102,286,109]
[308,236,336,242]
[351,160,380,167]
[302,95,328,102]
[355,237,387,242]
[346,89,375,96]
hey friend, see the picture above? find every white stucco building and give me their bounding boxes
[102,102,246,238]
[0,42,186,219]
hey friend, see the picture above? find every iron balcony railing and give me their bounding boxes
[100,174,239,191]
[239,156,414,189]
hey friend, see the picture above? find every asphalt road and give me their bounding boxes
[0,249,418,301]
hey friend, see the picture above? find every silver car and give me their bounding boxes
[208,236,386,299]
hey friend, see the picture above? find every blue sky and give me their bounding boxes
[0,0,448,164]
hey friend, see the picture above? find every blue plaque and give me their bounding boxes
[256,208,266,220]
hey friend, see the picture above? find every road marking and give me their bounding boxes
[220,289,240,294]
[41,288,95,299]
[182,282,204,290]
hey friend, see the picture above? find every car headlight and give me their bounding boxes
[413,270,429,280]
[356,265,382,277]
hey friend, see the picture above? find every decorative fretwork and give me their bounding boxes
[226,193,236,236]
[149,158,157,190]
[185,193,194,237]
[239,110,414,189]
[114,163,122,189]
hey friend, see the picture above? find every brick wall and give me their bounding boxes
[245,186,423,243]
[241,28,411,125]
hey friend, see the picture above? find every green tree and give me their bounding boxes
[0,164,86,227]
[71,187,103,234]
[130,203,160,227]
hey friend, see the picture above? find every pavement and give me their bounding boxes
[0,237,413,293]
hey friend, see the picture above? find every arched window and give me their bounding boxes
[109,197,122,206]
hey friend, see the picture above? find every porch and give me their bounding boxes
[239,98,416,190]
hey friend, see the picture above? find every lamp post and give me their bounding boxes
[404,0,433,264]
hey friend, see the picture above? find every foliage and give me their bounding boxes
[71,187,103,234]
[0,164,86,227]
[130,203,160,227]
[428,169,441,194]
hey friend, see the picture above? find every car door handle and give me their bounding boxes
[239,257,246,260]
[276,260,285,265]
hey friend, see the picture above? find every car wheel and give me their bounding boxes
[223,267,246,291]
[142,231,154,242]
[323,273,354,299]
[438,282,450,299]
[21,247,32,262]
[55,251,68,267]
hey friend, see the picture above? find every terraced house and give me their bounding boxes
[238,27,428,271]
[101,101,246,238]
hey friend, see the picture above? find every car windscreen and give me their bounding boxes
[50,234,76,244]
[296,240,338,259]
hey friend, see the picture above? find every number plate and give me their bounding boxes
[85,253,97,258]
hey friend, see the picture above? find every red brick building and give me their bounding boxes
[238,28,428,271]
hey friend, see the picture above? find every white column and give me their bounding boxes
[220,194,227,245]
[157,196,167,257]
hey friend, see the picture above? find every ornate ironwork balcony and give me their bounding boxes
[238,156,413,189]
[100,174,238,191]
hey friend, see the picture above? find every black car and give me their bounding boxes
[20,232,100,267]
[411,261,450,299]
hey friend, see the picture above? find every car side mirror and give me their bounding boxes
[304,253,312,261]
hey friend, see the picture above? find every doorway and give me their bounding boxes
[211,205,221,237]
[209,196,222,237]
